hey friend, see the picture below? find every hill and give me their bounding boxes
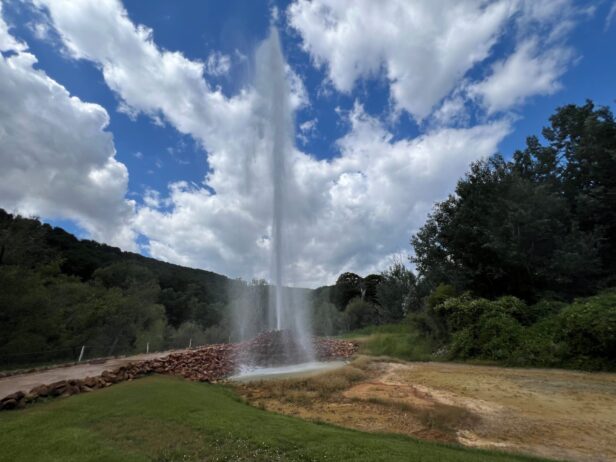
[0,209,236,368]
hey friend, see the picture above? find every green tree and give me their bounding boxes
[376,262,417,320]
[332,272,363,309]
[412,102,615,301]
[345,297,381,330]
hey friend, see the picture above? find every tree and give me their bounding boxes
[345,297,381,330]
[362,274,384,304]
[412,102,615,301]
[376,262,417,321]
[332,272,363,309]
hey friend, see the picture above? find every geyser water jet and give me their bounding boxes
[231,27,314,370]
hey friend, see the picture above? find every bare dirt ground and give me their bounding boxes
[0,351,173,398]
[235,357,616,462]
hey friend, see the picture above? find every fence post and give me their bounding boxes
[188,338,192,349]
[146,342,150,354]
[78,345,85,363]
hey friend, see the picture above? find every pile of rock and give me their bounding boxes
[125,343,236,382]
[235,330,314,367]
[0,372,136,410]
[314,337,359,360]
[0,335,358,411]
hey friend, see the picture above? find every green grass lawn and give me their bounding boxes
[0,376,547,462]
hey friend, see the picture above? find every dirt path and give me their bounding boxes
[236,359,616,462]
[0,352,173,398]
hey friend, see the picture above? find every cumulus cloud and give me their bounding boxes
[284,105,511,286]
[0,3,26,52]
[27,0,572,287]
[132,104,510,287]
[287,0,580,121]
[0,2,135,248]
[469,39,572,114]
[205,51,231,76]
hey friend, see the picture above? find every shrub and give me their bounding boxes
[434,294,528,332]
[362,333,434,361]
[476,311,523,361]
[510,316,564,367]
[450,311,523,361]
[526,299,567,324]
[426,284,456,309]
[345,297,381,330]
[557,290,616,368]
[408,309,448,343]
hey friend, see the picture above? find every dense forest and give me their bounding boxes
[1,101,615,371]
[0,211,239,366]
[316,101,616,370]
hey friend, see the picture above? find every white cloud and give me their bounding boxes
[0,2,26,52]
[606,2,616,31]
[133,104,510,287]
[469,39,572,114]
[432,94,470,127]
[298,117,317,144]
[142,188,161,208]
[283,105,512,286]
[287,0,580,121]
[286,64,309,110]
[288,0,514,120]
[27,0,532,287]
[205,51,231,76]
[33,0,254,158]
[0,2,135,249]
[28,21,50,40]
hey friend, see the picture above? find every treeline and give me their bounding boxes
[318,101,616,370]
[311,264,417,335]
[0,211,238,367]
[1,100,614,371]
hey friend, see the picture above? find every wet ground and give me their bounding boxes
[230,360,347,382]
[236,358,616,462]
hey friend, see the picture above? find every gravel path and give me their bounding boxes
[0,352,173,398]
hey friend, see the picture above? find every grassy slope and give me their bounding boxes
[0,376,546,462]
[344,324,436,361]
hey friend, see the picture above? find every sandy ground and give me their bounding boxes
[236,359,616,462]
[0,352,172,398]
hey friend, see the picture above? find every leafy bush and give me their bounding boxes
[557,290,616,368]
[434,294,528,332]
[361,333,434,361]
[345,297,381,330]
[509,316,564,367]
[435,290,616,370]
[450,311,523,361]
[427,284,456,309]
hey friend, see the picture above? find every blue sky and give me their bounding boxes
[0,0,615,287]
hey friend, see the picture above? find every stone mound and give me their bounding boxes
[0,334,358,411]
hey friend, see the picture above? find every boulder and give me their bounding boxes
[1,391,25,402]
[48,380,69,397]
[30,384,49,397]
[0,399,18,410]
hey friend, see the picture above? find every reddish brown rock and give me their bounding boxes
[48,380,69,397]
[1,333,358,412]
[1,399,18,410]
[1,391,25,402]
[30,384,49,397]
